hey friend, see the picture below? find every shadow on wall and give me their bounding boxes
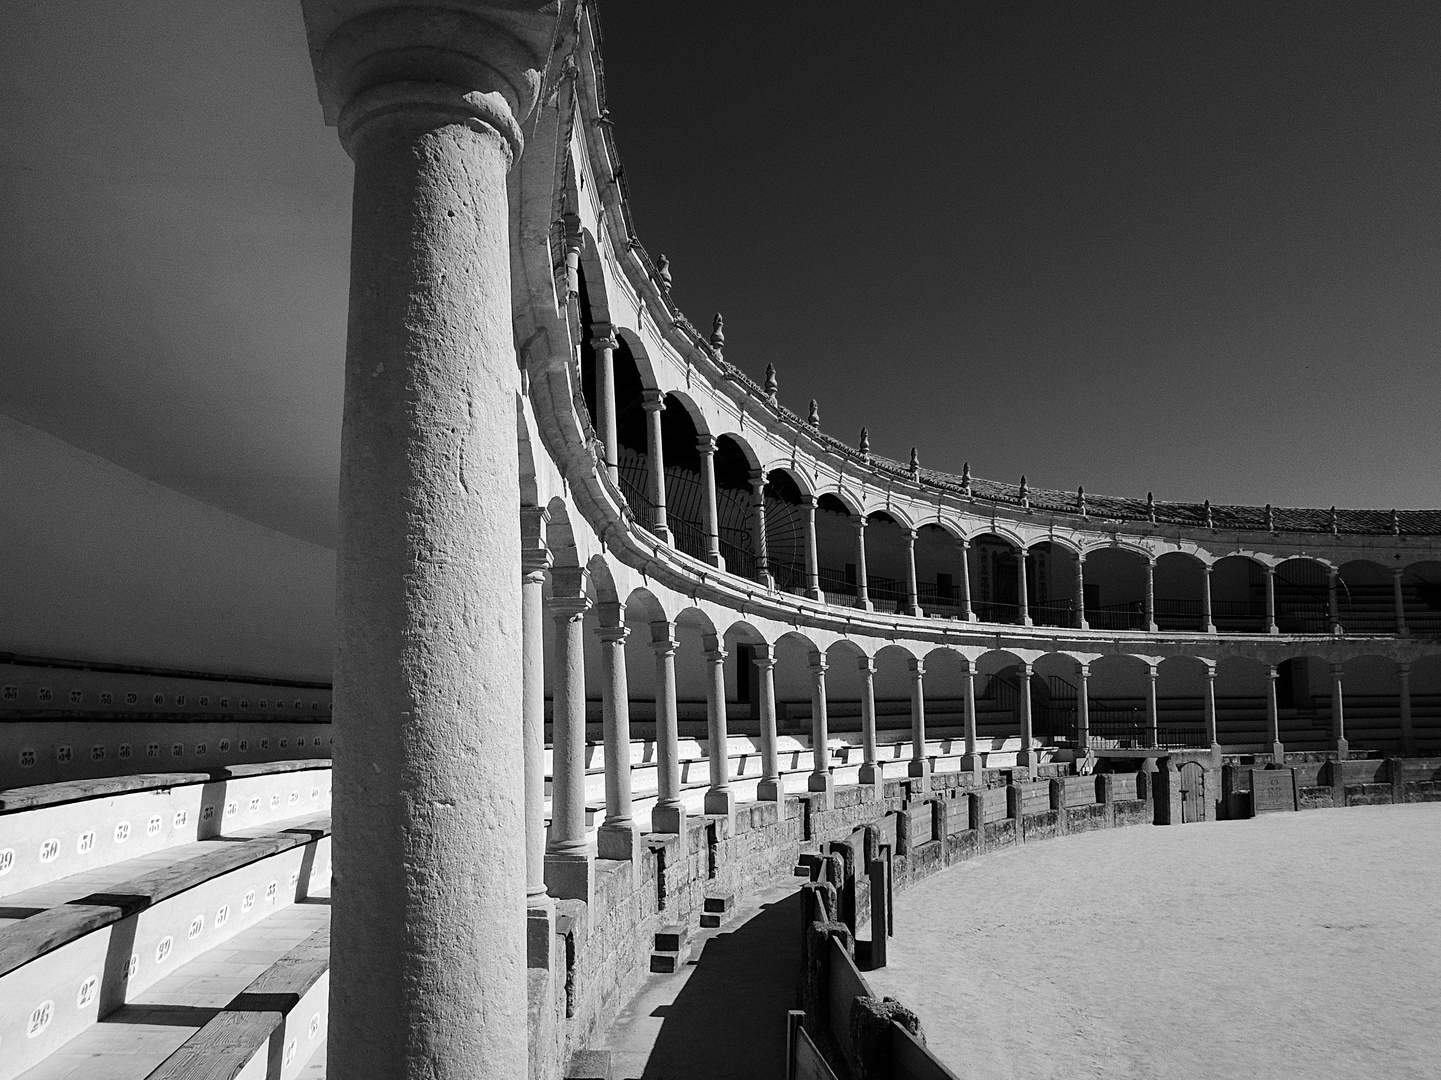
[643,890,803,1080]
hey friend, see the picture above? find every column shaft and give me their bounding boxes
[1202,563,1216,633]
[908,660,929,785]
[905,529,922,616]
[808,658,833,796]
[593,328,618,484]
[697,435,722,567]
[1017,548,1031,625]
[1017,661,1034,765]
[960,662,981,775]
[1393,568,1409,636]
[1264,566,1278,634]
[1203,669,1219,750]
[1267,664,1284,761]
[1399,662,1415,755]
[1076,556,1089,630]
[858,657,880,786]
[756,646,781,800]
[1145,668,1159,749]
[854,519,871,609]
[750,473,771,586]
[958,539,974,620]
[1076,665,1091,751]
[1328,568,1341,634]
[1331,663,1348,758]
[642,391,670,541]
[804,496,821,599]
[1145,558,1158,632]
[545,598,590,887]
[703,641,734,816]
[651,631,684,833]
[597,618,637,860]
[520,546,550,909]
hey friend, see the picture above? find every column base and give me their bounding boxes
[652,523,672,543]
[807,587,823,601]
[909,605,924,618]
[1147,622,1159,633]
[957,753,982,779]
[1205,624,1218,634]
[807,771,833,797]
[543,852,593,905]
[858,762,882,786]
[597,819,642,861]
[755,778,783,802]
[1210,743,1225,769]
[907,758,931,790]
[651,801,686,835]
[1016,748,1035,767]
[1271,742,1286,764]
[1138,756,1159,774]
[527,897,555,970]
[1333,738,1349,761]
[703,787,735,819]
[704,552,725,570]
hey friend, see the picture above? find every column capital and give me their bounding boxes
[853,516,867,534]
[752,642,777,668]
[702,633,728,661]
[1020,660,1033,675]
[908,658,925,676]
[1331,662,1345,679]
[1077,662,1091,678]
[589,324,618,352]
[958,537,971,551]
[520,540,551,578]
[695,433,716,456]
[546,595,590,621]
[809,653,829,674]
[640,388,666,412]
[649,635,679,658]
[1263,564,1276,577]
[856,655,876,674]
[1398,660,1412,675]
[748,469,767,495]
[595,600,626,630]
[1146,665,1158,680]
[595,623,629,645]
[549,565,587,598]
[1202,665,1217,681]
[1268,664,1280,679]
[905,527,918,542]
[1392,565,1405,579]
[1201,560,1213,574]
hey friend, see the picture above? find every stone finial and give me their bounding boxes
[710,312,725,352]
[859,427,870,455]
[961,462,972,496]
[1019,475,1029,508]
[1330,506,1338,535]
[1147,491,1156,523]
[1392,509,1401,535]
[1204,499,1213,529]
[909,447,920,473]
[1265,503,1274,531]
[657,253,672,292]
[1077,485,1087,517]
[763,363,778,403]
[807,399,820,427]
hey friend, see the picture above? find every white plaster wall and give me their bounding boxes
[0,415,334,681]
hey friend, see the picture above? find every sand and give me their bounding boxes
[865,804,1441,1080]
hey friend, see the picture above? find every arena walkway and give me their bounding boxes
[595,880,803,1080]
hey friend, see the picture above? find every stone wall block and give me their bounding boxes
[850,995,925,1080]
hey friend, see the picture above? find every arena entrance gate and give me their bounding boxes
[1179,761,1207,823]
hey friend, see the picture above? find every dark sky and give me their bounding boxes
[593,2,1441,509]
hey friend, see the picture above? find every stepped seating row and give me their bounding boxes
[0,760,334,1080]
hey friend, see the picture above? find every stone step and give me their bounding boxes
[699,892,734,928]
[647,950,687,975]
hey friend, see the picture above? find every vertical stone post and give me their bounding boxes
[749,470,771,587]
[808,654,834,801]
[804,494,822,600]
[641,390,670,541]
[650,625,685,834]
[1017,547,1031,626]
[857,655,881,787]
[300,7,557,1068]
[1017,660,1035,767]
[1076,662,1091,752]
[1267,663,1285,762]
[958,538,974,620]
[1264,565,1278,635]
[1330,663,1348,760]
[755,643,781,801]
[1201,562,1217,633]
[597,606,639,861]
[908,658,930,788]
[905,528,922,616]
[520,509,552,960]
[1203,665,1220,755]
[1144,557,1158,632]
[1328,567,1341,634]
[854,517,871,610]
[1393,568,1409,637]
[1399,661,1416,756]
[1145,665,1159,749]
[959,658,981,777]
[1075,554,1089,630]
[592,324,619,485]
[545,582,592,901]
[702,636,734,818]
[696,435,723,568]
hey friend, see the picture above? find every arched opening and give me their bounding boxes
[1154,551,1205,632]
[763,470,808,596]
[713,434,759,581]
[1336,653,1407,753]
[1211,555,1266,633]
[1029,542,1081,628]
[1085,654,1151,748]
[1081,548,1148,631]
[864,512,913,615]
[659,395,706,561]
[1336,560,1395,635]
[974,650,1031,761]
[1032,652,1086,743]
[914,524,965,617]
[968,533,1023,625]
[1273,557,1332,634]
[1401,560,1441,637]
[815,494,862,607]
[611,336,656,531]
[1213,656,1273,745]
[1154,656,1209,748]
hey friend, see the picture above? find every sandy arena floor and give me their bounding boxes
[865,804,1441,1080]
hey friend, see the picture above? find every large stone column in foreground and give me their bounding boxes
[300,5,562,1078]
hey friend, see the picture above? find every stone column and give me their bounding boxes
[592,324,619,485]
[1267,663,1285,761]
[597,608,639,861]
[803,495,822,599]
[1393,568,1409,636]
[1399,661,1416,756]
[808,654,834,800]
[641,389,670,541]
[1328,567,1341,634]
[1264,565,1278,635]
[857,655,880,786]
[1017,660,1035,766]
[1201,563,1216,633]
[1329,663,1349,759]
[1144,557,1158,632]
[959,658,981,777]
[908,658,930,786]
[697,434,723,568]
[854,517,871,610]
[905,528,922,616]
[749,470,771,586]
[957,538,974,620]
[1017,548,1031,625]
[519,510,552,954]
[545,586,591,901]
[755,644,781,801]
[1076,662,1091,752]
[1075,554,1089,630]
[1145,665,1159,749]
[650,625,685,834]
[1204,666,1219,753]
[702,636,734,818]
[301,6,555,1070]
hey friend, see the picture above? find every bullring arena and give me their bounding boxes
[1,4,1438,1080]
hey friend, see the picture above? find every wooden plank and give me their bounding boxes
[891,1021,963,1080]
[826,935,871,1060]
[1250,768,1298,813]
[213,759,330,780]
[793,1027,839,1080]
[0,772,212,812]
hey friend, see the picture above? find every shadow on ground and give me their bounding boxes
[639,890,802,1080]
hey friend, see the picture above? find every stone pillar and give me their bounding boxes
[905,528,922,616]
[592,324,619,485]
[1201,563,1217,633]
[1204,666,1220,753]
[1017,548,1031,626]
[857,655,881,786]
[1330,663,1349,759]
[958,538,974,620]
[545,586,591,901]
[301,6,555,1068]
[1267,663,1285,761]
[1075,554,1089,630]
[1328,567,1341,634]
[1145,665,1159,749]
[959,658,981,777]
[1399,662,1416,756]
[803,495,822,599]
[854,517,871,610]
[702,636,734,818]
[519,509,552,951]
[1393,568,1409,636]
[650,625,685,834]
[597,608,639,861]
[908,658,930,787]
[641,389,670,541]
[1144,557,1158,632]
[1076,662,1091,752]
[808,654,834,799]
[749,470,771,587]
[1017,661,1034,767]
[1264,565,1278,635]
[696,435,723,567]
[755,644,781,801]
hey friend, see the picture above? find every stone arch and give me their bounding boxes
[614,327,658,391]
[814,492,862,602]
[967,531,1025,624]
[915,522,966,615]
[544,496,579,569]
[763,467,811,595]
[862,511,914,614]
[584,554,619,607]
[1154,550,1206,632]
[517,396,541,507]
[1400,559,1441,636]
[1336,558,1398,635]
[1081,548,1149,631]
[621,586,670,705]
[713,434,762,581]
[775,629,824,727]
[1211,553,1268,633]
[1273,556,1335,634]
[1026,540,1082,628]
[658,394,708,561]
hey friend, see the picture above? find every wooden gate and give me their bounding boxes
[1179,761,1206,823]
